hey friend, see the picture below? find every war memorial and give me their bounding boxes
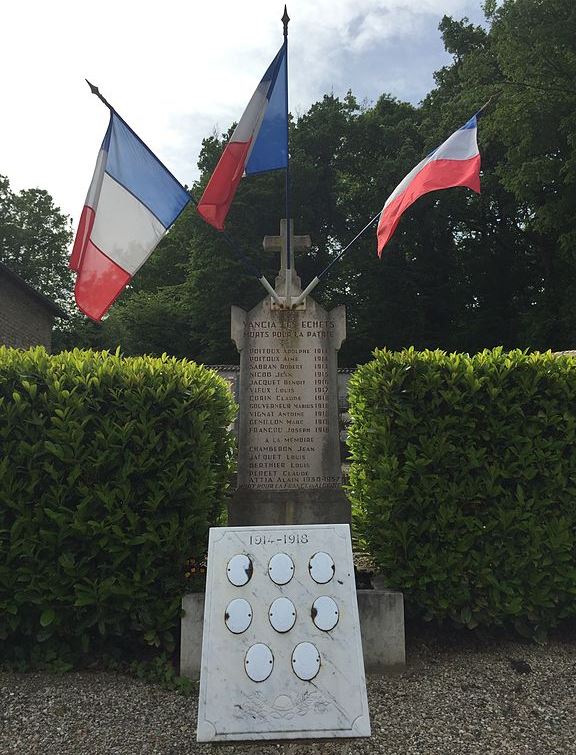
[64,4,489,747]
[182,219,405,742]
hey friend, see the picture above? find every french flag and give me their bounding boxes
[377,115,481,256]
[70,112,190,321]
[197,44,287,231]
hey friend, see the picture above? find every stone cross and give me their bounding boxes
[263,219,311,303]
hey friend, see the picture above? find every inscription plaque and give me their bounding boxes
[232,297,345,489]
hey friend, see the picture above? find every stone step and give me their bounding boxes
[180,588,405,680]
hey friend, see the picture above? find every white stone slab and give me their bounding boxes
[197,524,371,742]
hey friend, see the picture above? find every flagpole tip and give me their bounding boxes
[85,79,99,96]
[85,79,113,112]
[282,5,290,35]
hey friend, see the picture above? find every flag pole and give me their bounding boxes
[282,6,292,308]
[475,92,499,117]
[85,80,282,305]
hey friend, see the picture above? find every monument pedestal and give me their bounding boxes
[181,587,406,680]
[228,487,350,526]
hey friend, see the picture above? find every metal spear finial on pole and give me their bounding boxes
[85,80,114,111]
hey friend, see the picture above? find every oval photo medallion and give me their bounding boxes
[269,597,297,633]
[291,642,321,681]
[227,554,253,586]
[244,643,274,682]
[224,598,252,634]
[312,596,339,631]
[268,553,294,585]
[308,551,335,584]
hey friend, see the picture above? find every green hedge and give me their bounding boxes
[348,347,576,639]
[0,347,236,666]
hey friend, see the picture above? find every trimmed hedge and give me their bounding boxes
[0,347,236,666]
[348,347,576,639]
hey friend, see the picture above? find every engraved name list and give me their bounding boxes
[238,310,341,491]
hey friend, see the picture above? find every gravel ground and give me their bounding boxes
[1,625,575,755]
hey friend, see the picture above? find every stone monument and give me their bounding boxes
[181,220,406,684]
[229,219,349,526]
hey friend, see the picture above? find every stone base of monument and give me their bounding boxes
[180,587,405,679]
[228,488,351,526]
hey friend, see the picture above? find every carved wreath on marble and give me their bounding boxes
[235,689,332,720]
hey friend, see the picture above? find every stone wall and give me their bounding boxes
[0,272,55,351]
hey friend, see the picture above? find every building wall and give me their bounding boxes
[0,273,54,351]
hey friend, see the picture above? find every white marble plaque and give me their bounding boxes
[197,524,370,742]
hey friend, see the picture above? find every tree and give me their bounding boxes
[426,0,576,350]
[62,0,576,360]
[0,175,73,310]
[488,0,576,348]
[417,13,537,353]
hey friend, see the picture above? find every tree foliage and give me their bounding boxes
[55,0,576,363]
[0,175,73,309]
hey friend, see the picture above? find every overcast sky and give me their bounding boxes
[1,0,486,227]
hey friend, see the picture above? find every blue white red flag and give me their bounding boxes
[69,112,190,321]
[197,44,288,231]
[377,115,481,256]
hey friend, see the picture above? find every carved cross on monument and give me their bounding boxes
[263,219,311,308]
